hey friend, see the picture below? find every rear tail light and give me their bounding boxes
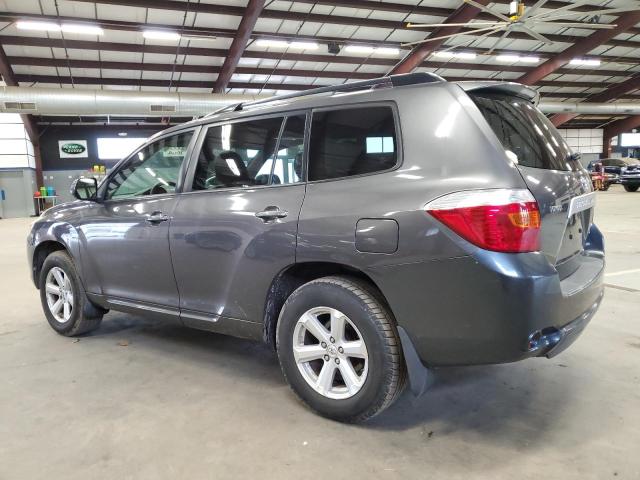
[426,189,541,253]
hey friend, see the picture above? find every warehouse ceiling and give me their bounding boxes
[0,0,639,129]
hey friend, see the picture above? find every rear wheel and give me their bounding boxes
[276,276,405,422]
[39,251,104,336]
[624,185,639,192]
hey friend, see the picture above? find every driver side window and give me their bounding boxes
[105,131,194,200]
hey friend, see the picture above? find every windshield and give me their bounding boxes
[470,92,579,172]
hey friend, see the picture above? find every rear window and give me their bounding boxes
[471,93,576,171]
[308,106,398,181]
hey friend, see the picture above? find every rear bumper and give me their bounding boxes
[370,226,605,367]
[525,290,602,358]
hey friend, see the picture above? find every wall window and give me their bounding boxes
[193,117,284,190]
[105,131,193,199]
[97,137,147,160]
[366,136,394,154]
[308,106,397,181]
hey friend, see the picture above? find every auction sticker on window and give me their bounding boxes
[164,146,187,157]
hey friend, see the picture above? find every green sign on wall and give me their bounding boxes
[59,140,89,158]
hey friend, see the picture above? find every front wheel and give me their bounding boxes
[624,185,639,192]
[276,276,405,422]
[39,251,104,336]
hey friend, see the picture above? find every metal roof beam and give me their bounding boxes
[294,0,618,17]
[213,0,264,93]
[63,0,638,39]
[602,115,640,155]
[389,0,491,75]
[551,74,640,126]
[518,11,640,86]
[13,73,627,91]
[1,34,638,67]
[9,55,636,79]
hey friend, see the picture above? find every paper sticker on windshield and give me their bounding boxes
[164,146,186,157]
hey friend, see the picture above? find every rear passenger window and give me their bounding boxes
[193,117,283,190]
[308,106,398,181]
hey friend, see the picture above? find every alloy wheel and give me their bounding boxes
[292,307,369,400]
[45,267,74,323]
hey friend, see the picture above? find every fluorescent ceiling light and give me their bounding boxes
[16,21,61,31]
[569,58,600,66]
[433,51,476,60]
[344,45,376,54]
[496,54,520,62]
[256,39,289,48]
[256,39,318,50]
[61,24,104,35]
[496,54,539,63]
[344,45,400,55]
[376,47,400,55]
[289,41,319,50]
[143,30,181,41]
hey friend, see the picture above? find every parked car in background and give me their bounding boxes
[588,158,640,185]
[619,159,640,192]
[27,74,605,422]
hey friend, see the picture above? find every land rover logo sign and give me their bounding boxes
[59,140,89,158]
[61,143,85,155]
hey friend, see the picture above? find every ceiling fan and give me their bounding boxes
[403,0,640,51]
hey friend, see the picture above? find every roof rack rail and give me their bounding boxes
[230,72,444,112]
[205,102,244,117]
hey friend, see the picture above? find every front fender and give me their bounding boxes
[29,219,82,287]
[28,199,104,290]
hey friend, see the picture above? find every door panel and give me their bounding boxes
[170,114,306,326]
[81,129,196,310]
[170,185,305,322]
[79,195,180,308]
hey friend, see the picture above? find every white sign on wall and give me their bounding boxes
[59,140,89,158]
[620,133,640,147]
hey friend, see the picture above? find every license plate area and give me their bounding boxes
[557,192,595,264]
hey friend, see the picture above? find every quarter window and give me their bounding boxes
[105,131,193,200]
[308,106,398,181]
[261,114,305,185]
[193,117,284,190]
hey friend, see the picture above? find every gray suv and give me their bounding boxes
[27,73,605,422]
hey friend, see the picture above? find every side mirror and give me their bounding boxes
[71,177,99,201]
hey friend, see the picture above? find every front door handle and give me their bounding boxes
[255,206,288,221]
[146,211,170,224]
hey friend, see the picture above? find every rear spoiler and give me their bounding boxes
[455,81,539,105]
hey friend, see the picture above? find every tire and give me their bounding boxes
[601,183,610,191]
[623,185,639,192]
[276,276,405,422]
[39,250,104,336]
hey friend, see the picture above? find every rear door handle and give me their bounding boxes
[255,206,288,221]
[146,211,170,224]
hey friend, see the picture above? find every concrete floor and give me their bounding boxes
[1,186,639,480]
